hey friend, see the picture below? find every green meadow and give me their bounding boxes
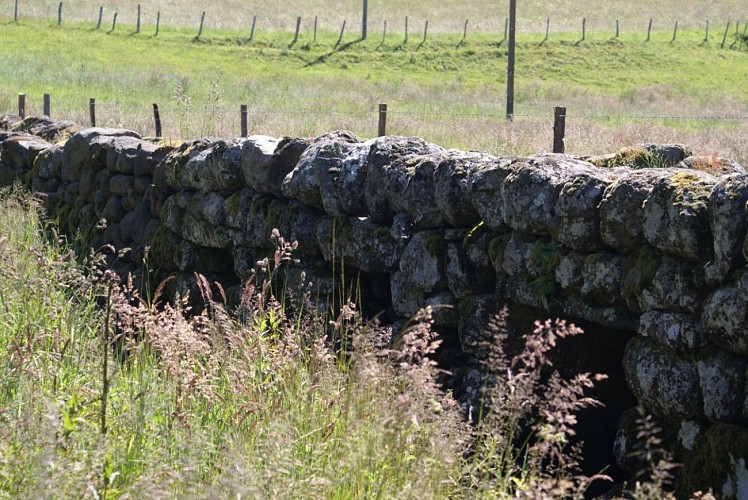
[1,13,747,161]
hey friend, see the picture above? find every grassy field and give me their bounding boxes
[10,0,748,33]
[1,10,747,162]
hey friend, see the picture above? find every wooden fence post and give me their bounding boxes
[90,98,96,127]
[362,0,368,40]
[721,21,730,48]
[581,17,586,41]
[671,20,678,42]
[249,15,257,41]
[14,0,18,21]
[378,103,387,136]
[730,21,741,49]
[419,20,428,46]
[336,19,346,47]
[500,17,508,45]
[18,93,25,119]
[540,17,549,45]
[704,19,709,42]
[615,19,619,38]
[57,2,62,25]
[646,18,652,42]
[506,0,516,122]
[240,104,248,137]
[291,16,301,46]
[43,93,51,117]
[152,103,162,137]
[381,19,387,45]
[111,12,117,32]
[197,11,205,39]
[96,6,103,29]
[404,16,408,43]
[553,106,566,154]
[313,15,318,43]
[155,11,160,36]
[136,4,141,33]
[459,19,468,46]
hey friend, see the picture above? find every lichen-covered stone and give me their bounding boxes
[390,270,426,318]
[550,170,619,251]
[638,311,707,351]
[621,246,701,314]
[180,212,236,249]
[425,290,459,327]
[678,423,748,500]
[501,156,598,235]
[160,192,192,234]
[62,128,140,182]
[244,135,309,198]
[337,140,374,216]
[562,295,639,331]
[161,139,245,193]
[364,136,445,223]
[599,169,670,253]
[642,170,718,262]
[702,269,748,355]
[697,347,746,422]
[639,143,692,166]
[623,336,703,423]
[396,230,447,293]
[580,252,625,306]
[468,157,518,230]
[433,150,494,227]
[187,191,227,227]
[224,188,256,230]
[281,131,361,211]
[445,238,495,299]
[457,294,505,360]
[703,174,748,285]
[105,136,160,175]
[0,134,51,171]
[315,215,407,273]
[555,251,586,292]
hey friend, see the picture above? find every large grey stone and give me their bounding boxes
[433,150,495,227]
[704,174,748,285]
[697,347,746,422]
[702,269,748,355]
[468,157,518,230]
[638,311,707,352]
[244,135,309,198]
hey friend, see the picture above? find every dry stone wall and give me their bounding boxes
[2,114,748,497]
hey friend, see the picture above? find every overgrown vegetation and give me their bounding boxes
[0,189,681,497]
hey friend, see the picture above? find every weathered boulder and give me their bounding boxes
[703,174,748,285]
[364,136,445,223]
[0,134,51,170]
[555,251,586,292]
[245,196,321,256]
[468,157,518,231]
[244,135,309,198]
[599,169,670,253]
[642,170,718,262]
[678,423,748,499]
[501,156,598,236]
[638,311,707,352]
[702,269,748,355]
[458,294,504,360]
[550,169,621,251]
[157,139,245,193]
[105,135,162,176]
[187,191,227,227]
[623,336,703,423]
[62,128,140,182]
[445,229,495,299]
[433,150,495,227]
[281,131,361,211]
[580,252,625,307]
[697,347,747,422]
[621,245,702,314]
[224,188,256,230]
[11,116,78,143]
[396,230,448,293]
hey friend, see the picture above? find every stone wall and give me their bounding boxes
[2,114,748,497]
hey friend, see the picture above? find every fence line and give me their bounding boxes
[8,92,748,155]
[6,3,748,50]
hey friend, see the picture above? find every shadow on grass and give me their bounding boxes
[303,38,364,67]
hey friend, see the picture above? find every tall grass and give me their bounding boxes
[0,188,690,498]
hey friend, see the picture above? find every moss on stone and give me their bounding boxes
[609,147,660,169]
[677,423,748,499]
[423,231,446,258]
[224,191,244,219]
[488,234,511,267]
[669,171,712,211]
[621,245,662,306]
